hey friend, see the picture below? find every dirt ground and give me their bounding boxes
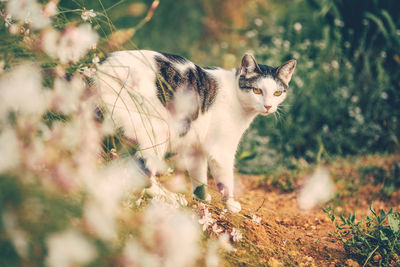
[197,155,400,266]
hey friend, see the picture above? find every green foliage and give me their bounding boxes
[359,162,400,197]
[238,0,400,169]
[324,204,400,266]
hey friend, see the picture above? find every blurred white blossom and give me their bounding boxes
[7,0,50,29]
[123,240,161,267]
[251,214,261,224]
[85,159,148,240]
[2,211,28,258]
[298,166,334,210]
[334,18,344,27]
[0,127,20,173]
[43,0,58,17]
[140,203,200,267]
[41,24,98,63]
[4,14,12,27]
[52,75,85,114]
[0,64,48,120]
[218,233,236,252]
[45,228,97,267]
[331,60,339,69]
[293,22,302,32]
[254,18,263,26]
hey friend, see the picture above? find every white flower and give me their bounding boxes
[0,127,20,173]
[206,240,220,267]
[251,214,261,224]
[2,211,28,258]
[254,18,263,26]
[123,240,161,267]
[351,95,359,103]
[230,227,243,242]
[218,233,236,252]
[81,9,96,21]
[84,159,148,240]
[52,75,85,114]
[7,0,50,29]
[298,166,334,210]
[41,24,98,63]
[4,14,12,27]
[334,18,344,27]
[45,228,97,267]
[293,22,302,32]
[43,0,58,17]
[84,201,116,241]
[0,64,48,120]
[142,204,200,267]
[331,60,339,69]
[211,224,223,235]
[198,208,214,231]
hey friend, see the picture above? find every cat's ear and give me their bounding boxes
[240,54,262,77]
[276,59,296,85]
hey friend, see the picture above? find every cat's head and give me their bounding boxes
[236,54,296,116]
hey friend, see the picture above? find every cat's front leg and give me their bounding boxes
[208,154,241,213]
[184,149,211,202]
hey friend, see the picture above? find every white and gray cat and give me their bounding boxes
[96,50,296,212]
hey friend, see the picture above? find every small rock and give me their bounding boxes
[268,257,283,267]
[306,232,313,237]
[373,253,382,262]
[345,259,359,267]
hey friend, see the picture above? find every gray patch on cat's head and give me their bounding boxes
[237,54,296,91]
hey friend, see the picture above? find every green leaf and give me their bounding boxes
[370,203,376,217]
[237,151,257,161]
[388,214,399,233]
[380,230,389,241]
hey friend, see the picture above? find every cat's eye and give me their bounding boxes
[252,88,263,95]
[273,91,283,96]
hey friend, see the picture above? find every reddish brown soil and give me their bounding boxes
[202,161,400,267]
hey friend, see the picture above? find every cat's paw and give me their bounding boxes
[226,198,241,213]
[193,192,212,202]
[193,185,211,202]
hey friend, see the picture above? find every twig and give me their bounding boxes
[255,198,266,212]
[362,245,379,267]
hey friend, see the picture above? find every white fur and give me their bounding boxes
[96,50,292,212]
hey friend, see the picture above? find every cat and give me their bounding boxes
[96,50,296,212]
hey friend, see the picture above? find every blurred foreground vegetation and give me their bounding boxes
[4,0,400,170]
[1,0,400,266]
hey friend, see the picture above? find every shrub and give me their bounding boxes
[324,204,400,266]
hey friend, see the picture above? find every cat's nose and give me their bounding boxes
[264,105,272,112]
